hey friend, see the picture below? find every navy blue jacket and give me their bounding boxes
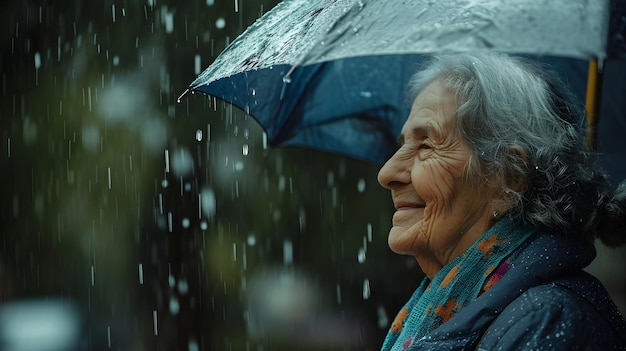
[408,233,626,350]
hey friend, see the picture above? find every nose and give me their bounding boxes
[377,150,411,190]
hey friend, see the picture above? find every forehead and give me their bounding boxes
[400,79,459,141]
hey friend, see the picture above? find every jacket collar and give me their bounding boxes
[407,232,596,350]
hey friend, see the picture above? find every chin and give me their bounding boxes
[387,226,418,256]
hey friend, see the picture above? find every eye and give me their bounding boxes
[417,143,431,150]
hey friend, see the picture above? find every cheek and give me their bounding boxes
[412,160,458,204]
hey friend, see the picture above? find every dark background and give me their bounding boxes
[0,1,419,350]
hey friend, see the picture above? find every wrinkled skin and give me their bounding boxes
[377,79,503,279]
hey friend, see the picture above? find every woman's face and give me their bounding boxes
[377,79,501,276]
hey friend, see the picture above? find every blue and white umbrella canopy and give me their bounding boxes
[189,0,618,166]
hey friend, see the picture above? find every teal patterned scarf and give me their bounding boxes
[381,217,535,350]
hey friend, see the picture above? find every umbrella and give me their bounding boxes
[187,0,625,167]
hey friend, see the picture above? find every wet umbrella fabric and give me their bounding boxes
[189,0,617,166]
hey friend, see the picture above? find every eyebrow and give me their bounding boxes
[397,125,435,146]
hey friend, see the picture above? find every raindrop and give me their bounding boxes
[200,187,216,219]
[278,176,286,192]
[298,208,306,232]
[81,125,100,152]
[22,118,37,144]
[357,178,366,192]
[199,221,208,230]
[107,167,112,189]
[247,235,256,246]
[107,326,111,348]
[363,279,371,300]
[181,217,190,228]
[112,56,120,66]
[138,264,144,285]
[164,11,174,33]
[283,240,293,265]
[0,300,81,350]
[234,161,244,171]
[152,311,158,336]
[140,120,168,152]
[178,280,189,295]
[215,18,226,29]
[359,91,372,98]
[336,284,342,304]
[206,0,214,6]
[357,248,366,263]
[161,179,169,188]
[327,171,335,186]
[194,54,201,75]
[282,75,292,84]
[167,212,173,232]
[189,340,200,351]
[169,297,180,315]
[195,129,203,141]
[168,274,175,288]
[170,148,194,177]
[377,306,389,328]
[34,52,41,70]
[272,209,281,222]
[242,144,249,156]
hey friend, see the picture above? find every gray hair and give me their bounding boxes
[408,52,625,247]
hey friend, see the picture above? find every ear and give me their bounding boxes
[504,145,529,194]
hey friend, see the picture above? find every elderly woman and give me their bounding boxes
[377,52,626,350]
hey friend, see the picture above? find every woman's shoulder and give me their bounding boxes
[477,272,626,350]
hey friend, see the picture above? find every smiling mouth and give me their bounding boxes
[394,202,425,210]
[391,204,425,226]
